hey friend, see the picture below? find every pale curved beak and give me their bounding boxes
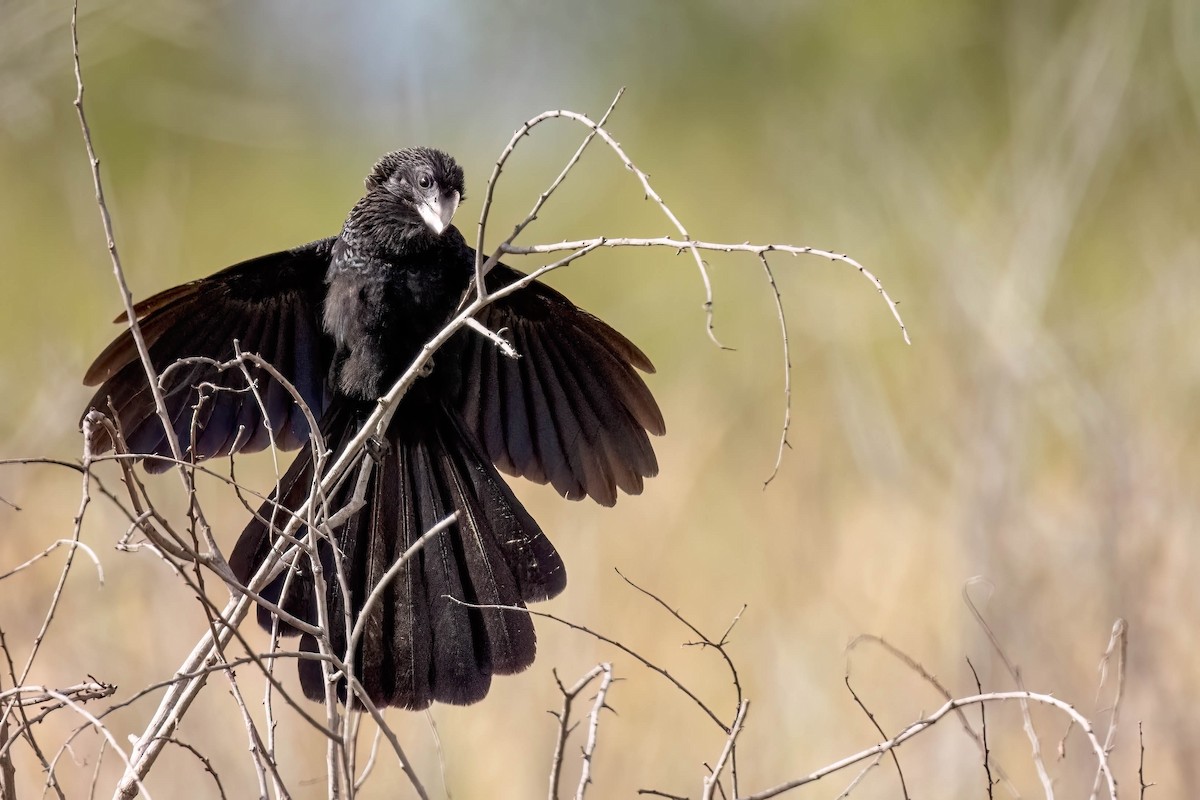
[418,189,460,235]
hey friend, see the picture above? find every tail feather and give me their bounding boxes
[229,395,564,709]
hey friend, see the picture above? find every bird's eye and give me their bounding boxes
[417,175,432,190]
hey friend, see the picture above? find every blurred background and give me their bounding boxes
[1,0,1197,796]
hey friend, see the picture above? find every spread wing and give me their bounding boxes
[454,261,665,507]
[82,238,336,472]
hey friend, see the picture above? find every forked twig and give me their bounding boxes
[614,569,746,794]
[549,665,606,800]
[701,700,748,800]
[473,95,732,350]
[576,664,614,800]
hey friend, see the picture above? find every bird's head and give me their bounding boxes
[354,147,465,245]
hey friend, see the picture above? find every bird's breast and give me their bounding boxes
[323,245,468,399]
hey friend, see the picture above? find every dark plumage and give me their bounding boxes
[82,147,664,709]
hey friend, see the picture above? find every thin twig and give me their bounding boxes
[0,629,59,798]
[614,569,745,794]
[0,682,114,709]
[967,657,995,799]
[614,569,744,706]
[474,88,624,299]
[1084,619,1127,800]
[0,417,109,799]
[87,738,107,800]
[964,579,1054,799]
[843,676,909,799]
[221,678,274,799]
[0,680,12,800]
[423,711,452,800]
[501,237,909,346]
[833,754,882,800]
[339,675,427,800]
[454,599,726,732]
[1138,722,1151,799]
[354,724,385,792]
[476,108,732,349]
[575,664,613,800]
[71,0,184,470]
[0,540,104,584]
[548,666,605,800]
[755,253,793,487]
[72,0,219,579]
[151,737,228,800]
[701,700,748,800]
[0,459,138,529]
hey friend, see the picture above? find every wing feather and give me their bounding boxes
[453,261,664,505]
[82,239,336,466]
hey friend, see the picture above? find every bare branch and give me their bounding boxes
[575,664,613,800]
[454,599,726,733]
[755,253,793,487]
[614,569,746,793]
[964,578,1055,798]
[0,695,12,800]
[833,755,883,800]
[472,101,738,349]
[846,634,1021,798]
[9,687,152,800]
[1088,619,1127,800]
[71,0,185,471]
[151,737,228,800]
[548,665,606,800]
[738,691,1116,800]
[1138,722,1152,798]
[967,658,995,800]
[501,237,909,346]
[0,539,103,584]
[474,89,625,299]
[354,723,386,792]
[843,676,909,799]
[423,711,452,800]
[701,700,747,800]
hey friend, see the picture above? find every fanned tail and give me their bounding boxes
[229,395,565,709]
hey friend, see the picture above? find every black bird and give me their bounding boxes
[82,147,664,709]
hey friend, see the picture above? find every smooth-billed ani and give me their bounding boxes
[81,147,664,709]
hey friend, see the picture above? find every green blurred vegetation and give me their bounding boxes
[2,0,1198,796]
